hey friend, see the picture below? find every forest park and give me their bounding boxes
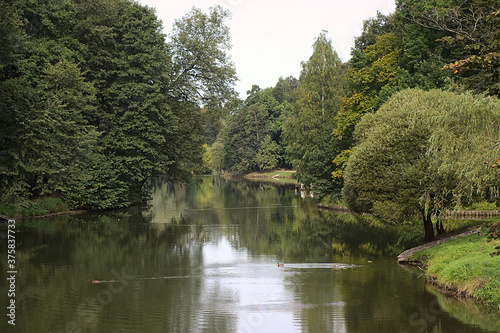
[1,0,499,241]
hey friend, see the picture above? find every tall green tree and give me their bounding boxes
[272,77,297,168]
[75,1,224,202]
[168,5,238,106]
[283,32,347,195]
[332,32,402,180]
[0,0,97,203]
[0,0,25,200]
[225,102,271,172]
[167,5,239,178]
[82,0,177,203]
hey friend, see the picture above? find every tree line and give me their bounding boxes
[1,0,499,240]
[0,0,236,210]
[209,0,499,240]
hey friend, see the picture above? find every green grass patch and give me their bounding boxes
[0,197,70,217]
[320,194,347,207]
[410,231,500,309]
[244,170,298,184]
[463,201,499,211]
[442,217,500,233]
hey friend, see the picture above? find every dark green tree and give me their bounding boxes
[223,84,293,172]
[283,32,347,195]
[1,0,234,210]
[255,135,281,171]
[272,76,298,104]
[169,100,206,179]
[0,0,25,200]
[83,1,177,203]
[0,0,23,69]
[225,102,271,172]
[0,0,97,204]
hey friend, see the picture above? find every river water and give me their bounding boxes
[1,177,499,333]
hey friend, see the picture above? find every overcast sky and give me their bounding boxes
[138,0,396,99]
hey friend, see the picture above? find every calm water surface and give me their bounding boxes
[1,177,499,333]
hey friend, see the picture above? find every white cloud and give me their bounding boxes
[139,0,396,98]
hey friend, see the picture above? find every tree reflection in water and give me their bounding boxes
[0,177,497,333]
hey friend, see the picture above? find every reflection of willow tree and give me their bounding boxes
[321,212,423,259]
[286,249,455,333]
[0,210,236,333]
[277,211,442,333]
[234,194,423,260]
[322,263,439,333]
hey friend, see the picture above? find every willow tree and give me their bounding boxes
[344,89,500,240]
[283,31,347,195]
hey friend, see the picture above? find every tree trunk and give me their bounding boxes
[253,109,259,142]
[422,212,434,241]
[434,210,446,235]
[435,218,446,235]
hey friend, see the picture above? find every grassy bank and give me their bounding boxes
[0,197,71,218]
[244,170,298,184]
[408,221,500,310]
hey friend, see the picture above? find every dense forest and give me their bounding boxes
[0,0,237,210]
[1,0,499,239]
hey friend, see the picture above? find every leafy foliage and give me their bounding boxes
[283,32,347,195]
[223,85,290,172]
[168,5,238,106]
[255,135,280,171]
[0,0,237,210]
[344,89,500,240]
[209,142,225,174]
[333,32,402,173]
[398,0,500,96]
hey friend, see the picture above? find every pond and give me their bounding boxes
[1,177,499,333]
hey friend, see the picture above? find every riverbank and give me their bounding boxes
[0,210,87,222]
[398,220,500,310]
[0,197,75,220]
[245,169,296,181]
[319,203,500,219]
[222,169,299,184]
